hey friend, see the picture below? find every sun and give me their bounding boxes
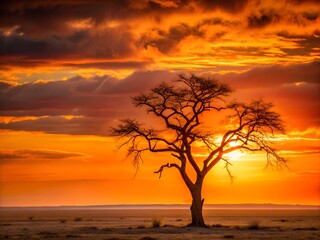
[225,150,242,161]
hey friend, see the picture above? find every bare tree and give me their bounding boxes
[112,74,286,227]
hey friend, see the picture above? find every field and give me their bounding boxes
[1,206,319,240]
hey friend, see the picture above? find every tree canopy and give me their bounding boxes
[112,74,286,226]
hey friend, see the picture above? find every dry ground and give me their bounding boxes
[1,208,319,240]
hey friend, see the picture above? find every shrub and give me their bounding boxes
[152,218,161,228]
[247,220,260,230]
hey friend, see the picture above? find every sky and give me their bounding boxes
[0,0,319,207]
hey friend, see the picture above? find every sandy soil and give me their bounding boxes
[1,208,319,240]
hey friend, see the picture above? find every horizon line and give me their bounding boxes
[1,203,319,209]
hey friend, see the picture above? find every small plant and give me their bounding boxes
[59,219,66,224]
[137,225,146,229]
[140,237,157,240]
[28,216,33,221]
[152,218,161,228]
[223,235,234,239]
[212,223,223,228]
[38,231,59,237]
[247,220,260,230]
[1,223,11,226]
[74,217,82,221]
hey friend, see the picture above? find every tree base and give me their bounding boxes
[187,223,208,228]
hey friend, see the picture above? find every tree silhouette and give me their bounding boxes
[112,74,286,227]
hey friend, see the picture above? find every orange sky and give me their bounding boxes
[0,0,319,207]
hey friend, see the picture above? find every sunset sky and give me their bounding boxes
[0,0,319,207]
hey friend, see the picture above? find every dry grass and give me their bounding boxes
[59,219,67,223]
[152,218,161,228]
[223,235,234,239]
[247,220,260,230]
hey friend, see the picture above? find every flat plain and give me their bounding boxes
[1,206,319,240]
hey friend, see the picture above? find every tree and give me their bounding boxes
[112,74,286,227]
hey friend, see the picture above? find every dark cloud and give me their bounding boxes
[0,0,318,70]
[0,28,136,60]
[0,0,127,36]
[142,23,204,53]
[247,9,281,28]
[0,0,183,37]
[278,32,320,56]
[0,64,319,134]
[0,71,174,111]
[213,62,320,128]
[0,149,88,162]
[64,61,150,70]
[286,0,320,4]
[0,71,175,134]
[221,61,320,89]
[0,81,15,91]
[0,116,111,136]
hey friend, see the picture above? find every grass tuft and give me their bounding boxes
[59,219,67,224]
[223,235,234,239]
[152,218,161,228]
[140,237,157,240]
[212,224,223,228]
[66,235,80,238]
[247,220,260,230]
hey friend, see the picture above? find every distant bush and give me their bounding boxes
[140,237,157,240]
[28,216,33,221]
[59,219,66,224]
[247,220,260,230]
[152,218,161,228]
[223,235,234,239]
[74,217,82,221]
[212,223,223,228]
[137,225,146,229]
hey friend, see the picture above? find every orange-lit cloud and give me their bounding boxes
[0,0,319,82]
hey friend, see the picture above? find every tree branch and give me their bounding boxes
[154,163,180,178]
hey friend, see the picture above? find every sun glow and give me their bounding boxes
[225,150,243,161]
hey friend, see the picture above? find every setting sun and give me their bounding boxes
[225,150,243,161]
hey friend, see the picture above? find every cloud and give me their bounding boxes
[220,61,320,88]
[0,149,89,163]
[0,65,319,135]
[0,116,114,136]
[0,28,136,60]
[142,23,204,53]
[0,71,177,135]
[64,61,150,70]
[194,0,249,13]
[0,0,318,75]
[247,9,280,28]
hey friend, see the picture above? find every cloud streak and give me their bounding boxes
[0,149,89,163]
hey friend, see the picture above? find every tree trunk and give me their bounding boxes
[189,184,206,227]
